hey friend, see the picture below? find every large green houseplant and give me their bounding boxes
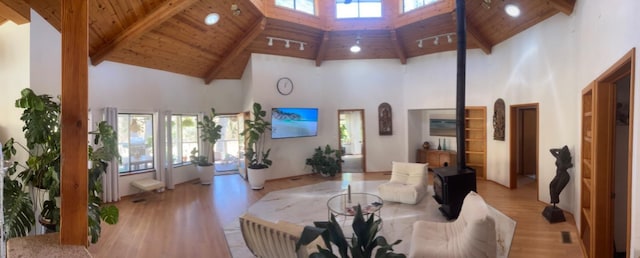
[306,145,343,177]
[2,88,119,243]
[241,103,271,189]
[190,108,222,185]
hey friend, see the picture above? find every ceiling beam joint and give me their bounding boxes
[90,0,199,66]
[315,31,330,67]
[0,0,30,25]
[547,0,575,16]
[466,21,492,55]
[390,30,407,65]
[204,17,267,84]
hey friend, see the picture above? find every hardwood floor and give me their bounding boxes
[88,172,584,257]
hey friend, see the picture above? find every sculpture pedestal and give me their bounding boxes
[542,205,566,223]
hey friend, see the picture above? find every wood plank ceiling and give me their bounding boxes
[1,0,576,84]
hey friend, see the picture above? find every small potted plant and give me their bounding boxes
[306,144,343,177]
[191,108,222,185]
[241,103,271,189]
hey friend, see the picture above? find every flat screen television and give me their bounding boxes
[271,108,319,139]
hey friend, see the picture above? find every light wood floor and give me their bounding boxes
[88,172,584,257]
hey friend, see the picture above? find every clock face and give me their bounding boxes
[277,77,293,95]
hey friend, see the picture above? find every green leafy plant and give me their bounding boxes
[340,124,350,144]
[297,205,405,258]
[2,88,120,243]
[306,145,343,177]
[241,103,272,169]
[189,108,222,167]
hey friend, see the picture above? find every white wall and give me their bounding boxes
[246,54,406,179]
[0,21,29,164]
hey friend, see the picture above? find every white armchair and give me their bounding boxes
[409,191,497,258]
[377,161,428,205]
[239,213,324,258]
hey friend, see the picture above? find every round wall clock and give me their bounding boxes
[276,77,293,95]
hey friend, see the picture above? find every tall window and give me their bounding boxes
[118,114,154,174]
[403,0,439,12]
[171,115,198,165]
[336,0,381,18]
[276,0,315,15]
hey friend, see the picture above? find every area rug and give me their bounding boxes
[223,180,516,257]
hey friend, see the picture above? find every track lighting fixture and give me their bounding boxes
[266,37,306,51]
[231,4,241,16]
[416,32,456,48]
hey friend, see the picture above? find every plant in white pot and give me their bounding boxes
[241,103,272,190]
[190,108,222,185]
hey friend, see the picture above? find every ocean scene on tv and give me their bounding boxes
[271,108,319,139]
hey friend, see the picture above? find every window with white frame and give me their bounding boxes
[403,0,439,13]
[117,113,154,174]
[276,0,315,15]
[171,114,199,166]
[336,0,381,18]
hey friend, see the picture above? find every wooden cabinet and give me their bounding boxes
[464,107,487,179]
[416,149,456,170]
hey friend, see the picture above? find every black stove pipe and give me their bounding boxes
[455,0,466,170]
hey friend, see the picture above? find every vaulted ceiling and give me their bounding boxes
[0,0,575,84]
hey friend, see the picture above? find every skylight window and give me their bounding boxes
[336,0,382,19]
[276,0,315,15]
[403,0,439,13]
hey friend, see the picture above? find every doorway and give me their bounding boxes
[509,103,539,191]
[579,49,634,257]
[213,114,242,175]
[338,109,366,173]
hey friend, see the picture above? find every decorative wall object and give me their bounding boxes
[493,98,505,140]
[429,114,456,137]
[378,103,392,135]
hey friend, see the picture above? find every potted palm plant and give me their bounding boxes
[241,103,271,190]
[2,88,120,243]
[190,108,222,185]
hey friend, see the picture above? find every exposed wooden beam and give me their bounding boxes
[466,21,492,55]
[547,0,575,16]
[60,0,88,246]
[90,0,199,66]
[0,0,30,25]
[315,31,329,67]
[204,18,267,84]
[389,30,407,65]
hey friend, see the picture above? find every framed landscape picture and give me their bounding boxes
[429,114,456,137]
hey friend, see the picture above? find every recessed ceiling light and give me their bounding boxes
[505,4,520,17]
[204,13,220,25]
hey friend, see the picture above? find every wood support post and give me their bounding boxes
[60,0,89,246]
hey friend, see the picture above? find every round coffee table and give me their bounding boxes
[327,193,383,223]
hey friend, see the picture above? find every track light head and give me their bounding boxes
[433,37,439,45]
[267,37,273,46]
[299,43,304,51]
[285,40,290,48]
[418,40,423,48]
[447,34,452,43]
